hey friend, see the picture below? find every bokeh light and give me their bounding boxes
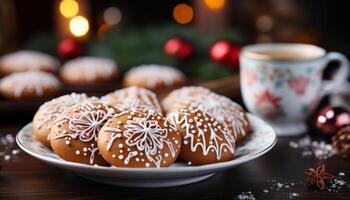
[103,7,122,25]
[204,0,225,10]
[173,3,193,24]
[69,16,89,37]
[59,0,79,18]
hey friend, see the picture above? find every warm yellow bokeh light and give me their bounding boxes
[69,16,89,37]
[204,0,225,10]
[59,0,79,18]
[173,3,193,24]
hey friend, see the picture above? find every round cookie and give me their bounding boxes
[101,86,162,113]
[60,56,118,85]
[50,100,118,166]
[161,86,211,113]
[168,106,236,165]
[0,50,58,75]
[187,93,251,142]
[32,93,88,147]
[0,71,61,100]
[98,108,182,168]
[123,64,186,90]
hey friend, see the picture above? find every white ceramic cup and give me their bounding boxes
[240,43,349,136]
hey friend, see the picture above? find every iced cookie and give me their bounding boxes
[0,50,59,75]
[101,86,162,112]
[60,57,118,85]
[187,93,251,142]
[168,106,235,165]
[123,64,186,90]
[161,86,211,113]
[0,71,61,100]
[50,100,118,165]
[32,93,88,147]
[98,108,182,168]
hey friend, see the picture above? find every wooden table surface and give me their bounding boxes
[0,116,349,200]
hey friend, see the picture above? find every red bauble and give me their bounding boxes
[210,40,232,63]
[227,45,240,70]
[316,106,350,135]
[210,40,241,70]
[57,38,84,60]
[164,38,193,59]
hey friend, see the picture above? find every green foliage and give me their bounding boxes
[25,25,242,80]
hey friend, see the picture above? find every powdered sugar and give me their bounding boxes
[289,135,336,159]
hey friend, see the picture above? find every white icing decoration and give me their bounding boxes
[168,107,235,160]
[61,56,117,83]
[124,151,138,164]
[125,64,185,89]
[101,86,162,112]
[0,50,58,71]
[0,71,61,98]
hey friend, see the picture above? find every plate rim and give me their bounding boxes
[16,113,277,174]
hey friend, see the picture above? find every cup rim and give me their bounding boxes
[241,43,326,61]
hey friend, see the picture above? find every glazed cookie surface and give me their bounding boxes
[168,106,236,165]
[0,50,58,75]
[98,108,182,168]
[60,57,118,85]
[0,71,61,100]
[161,86,211,113]
[123,64,186,90]
[101,86,162,113]
[50,100,118,165]
[32,93,88,147]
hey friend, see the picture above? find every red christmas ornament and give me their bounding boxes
[164,38,193,59]
[57,38,84,60]
[210,40,241,70]
[227,45,240,70]
[210,40,232,63]
[316,106,350,135]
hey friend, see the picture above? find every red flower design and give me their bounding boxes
[245,68,257,86]
[255,90,281,119]
[288,76,310,96]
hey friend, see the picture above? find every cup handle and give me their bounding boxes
[321,52,349,97]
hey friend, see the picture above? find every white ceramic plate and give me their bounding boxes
[16,114,277,188]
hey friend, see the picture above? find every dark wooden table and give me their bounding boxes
[0,117,349,200]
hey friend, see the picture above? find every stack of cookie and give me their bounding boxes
[32,86,251,167]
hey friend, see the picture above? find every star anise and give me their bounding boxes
[305,165,334,190]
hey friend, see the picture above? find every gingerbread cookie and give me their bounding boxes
[0,71,61,100]
[60,57,118,85]
[161,86,211,113]
[32,93,88,147]
[168,106,235,165]
[187,93,251,142]
[123,64,186,90]
[101,86,162,113]
[0,50,59,75]
[98,108,182,168]
[50,100,118,165]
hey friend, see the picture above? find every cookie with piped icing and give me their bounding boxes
[101,86,162,113]
[0,71,61,100]
[98,108,182,168]
[60,57,118,85]
[0,50,59,75]
[161,86,211,113]
[32,93,88,147]
[123,64,186,90]
[168,106,236,165]
[186,92,251,142]
[50,100,118,166]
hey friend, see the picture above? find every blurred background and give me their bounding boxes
[1,0,348,80]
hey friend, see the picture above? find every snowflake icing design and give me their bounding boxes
[69,109,112,142]
[123,117,175,167]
